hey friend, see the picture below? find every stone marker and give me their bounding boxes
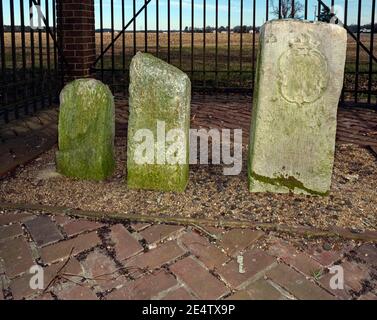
[127,52,191,192]
[56,78,115,180]
[248,20,347,195]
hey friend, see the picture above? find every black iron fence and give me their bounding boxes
[0,0,62,124]
[0,0,376,124]
[93,0,376,108]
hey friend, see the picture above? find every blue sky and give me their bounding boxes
[2,0,376,30]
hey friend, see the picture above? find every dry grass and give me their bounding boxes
[3,32,377,63]
[3,32,376,101]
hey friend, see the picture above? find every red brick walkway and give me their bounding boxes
[0,209,376,300]
[1,95,377,300]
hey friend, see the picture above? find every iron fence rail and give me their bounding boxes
[0,0,376,125]
[0,0,62,124]
[92,0,377,108]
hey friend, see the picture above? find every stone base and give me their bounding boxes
[56,147,115,181]
[127,164,189,192]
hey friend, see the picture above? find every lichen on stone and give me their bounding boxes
[56,78,115,180]
[127,52,191,192]
[248,20,347,195]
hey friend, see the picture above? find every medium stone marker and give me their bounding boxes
[248,20,347,195]
[127,52,191,192]
[56,78,115,180]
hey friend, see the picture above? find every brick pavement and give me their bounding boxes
[0,94,376,300]
[0,209,376,300]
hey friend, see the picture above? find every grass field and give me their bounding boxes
[2,32,377,99]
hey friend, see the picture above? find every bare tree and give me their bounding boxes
[271,0,304,19]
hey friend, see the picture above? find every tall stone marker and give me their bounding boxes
[56,79,115,180]
[248,20,347,195]
[127,52,191,192]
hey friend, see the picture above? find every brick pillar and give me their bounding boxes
[56,0,95,81]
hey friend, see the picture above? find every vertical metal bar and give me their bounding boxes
[191,0,194,79]
[341,0,348,103]
[291,0,294,18]
[344,0,348,26]
[46,0,52,105]
[57,0,64,90]
[215,0,218,87]
[145,0,148,52]
[10,0,17,82]
[227,0,230,82]
[252,0,256,93]
[20,0,28,114]
[168,0,171,63]
[240,0,243,85]
[37,0,44,108]
[20,0,26,76]
[203,0,206,88]
[0,0,6,122]
[0,0,5,74]
[0,0,5,76]
[30,0,36,112]
[37,1,43,71]
[354,0,362,103]
[367,0,376,104]
[10,0,19,119]
[122,0,126,75]
[179,0,182,68]
[111,0,115,88]
[317,2,321,21]
[156,0,159,57]
[133,0,136,55]
[53,0,58,84]
[100,0,104,82]
[266,0,269,21]
[279,0,282,19]
[304,0,308,20]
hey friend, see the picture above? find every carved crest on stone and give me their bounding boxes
[278,33,329,105]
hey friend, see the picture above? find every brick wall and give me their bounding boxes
[56,0,96,81]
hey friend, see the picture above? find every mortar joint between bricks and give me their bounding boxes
[0,273,11,300]
[19,221,42,264]
[189,254,233,293]
[53,218,69,240]
[279,260,324,283]
[126,251,192,282]
[150,283,184,300]
[266,278,297,300]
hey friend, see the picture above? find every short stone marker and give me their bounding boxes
[248,20,347,195]
[127,52,191,192]
[56,78,115,180]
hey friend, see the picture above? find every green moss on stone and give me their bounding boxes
[127,52,191,192]
[247,20,346,196]
[249,171,329,196]
[56,78,115,180]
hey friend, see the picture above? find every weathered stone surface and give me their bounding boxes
[248,20,347,195]
[127,52,191,192]
[56,79,115,180]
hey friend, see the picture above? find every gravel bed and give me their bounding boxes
[0,140,376,231]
